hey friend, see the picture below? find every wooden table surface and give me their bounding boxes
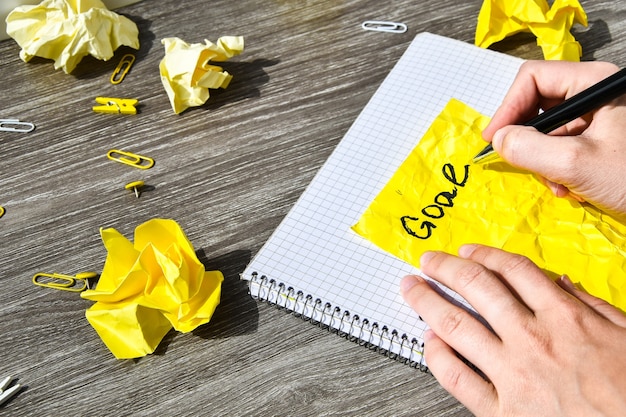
[1,0,625,415]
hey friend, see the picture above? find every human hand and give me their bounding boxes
[482,60,626,219]
[401,244,626,417]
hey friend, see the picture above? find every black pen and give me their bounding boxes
[473,67,626,163]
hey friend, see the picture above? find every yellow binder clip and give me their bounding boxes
[32,271,99,292]
[110,54,135,85]
[93,97,138,114]
[107,149,154,169]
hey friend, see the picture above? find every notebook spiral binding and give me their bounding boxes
[248,272,428,371]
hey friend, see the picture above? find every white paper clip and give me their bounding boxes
[0,376,22,407]
[361,21,407,34]
[0,119,35,133]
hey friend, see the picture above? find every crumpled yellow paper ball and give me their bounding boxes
[475,0,587,61]
[6,0,139,74]
[81,218,224,359]
[159,36,244,114]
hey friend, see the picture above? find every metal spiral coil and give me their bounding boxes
[246,272,427,369]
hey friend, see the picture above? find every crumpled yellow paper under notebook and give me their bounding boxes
[159,36,244,114]
[81,218,224,359]
[475,0,587,61]
[352,99,626,313]
[6,0,139,74]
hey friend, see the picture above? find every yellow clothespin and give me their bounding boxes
[32,271,99,292]
[107,149,154,169]
[110,54,136,85]
[93,97,138,114]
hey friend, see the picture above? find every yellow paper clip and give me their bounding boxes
[93,97,138,115]
[32,271,99,292]
[0,206,5,218]
[106,149,154,169]
[110,54,136,85]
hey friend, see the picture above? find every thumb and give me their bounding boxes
[492,125,578,185]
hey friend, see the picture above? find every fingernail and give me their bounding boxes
[492,128,505,150]
[420,251,435,266]
[458,244,478,258]
[424,329,435,342]
[545,179,570,198]
[545,179,559,196]
[400,274,422,293]
[559,274,575,290]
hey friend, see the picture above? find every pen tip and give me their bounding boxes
[472,144,495,164]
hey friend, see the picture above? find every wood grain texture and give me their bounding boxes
[1,0,624,415]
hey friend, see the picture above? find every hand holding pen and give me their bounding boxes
[401,61,626,417]
[479,61,626,220]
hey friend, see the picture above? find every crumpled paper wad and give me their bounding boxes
[475,0,587,61]
[81,218,224,359]
[6,0,139,74]
[352,99,626,313]
[159,36,244,114]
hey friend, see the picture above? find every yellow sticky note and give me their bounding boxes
[81,218,224,359]
[475,0,587,61]
[6,0,139,74]
[159,36,244,114]
[352,99,626,312]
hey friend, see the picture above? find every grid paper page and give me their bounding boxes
[242,33,524,359]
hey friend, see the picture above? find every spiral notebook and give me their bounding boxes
[241,33,524,366]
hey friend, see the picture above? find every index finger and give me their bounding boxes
[482,61,620,140]
[418,250,533,337]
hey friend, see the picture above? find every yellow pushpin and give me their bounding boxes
[125,180,145,198]
[0,206,4,219]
